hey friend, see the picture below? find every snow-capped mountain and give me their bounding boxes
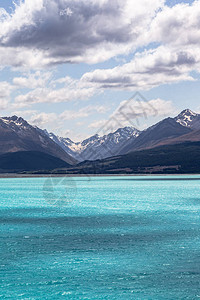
[174,109,200,130]
[45,131,79,158]
[45,126,140,161]
[119,117,192,155]
[78,127,140,161]
[2,109,199,166]
[0,116,76,165]
[44,109,200,161]
[118,109,200,154]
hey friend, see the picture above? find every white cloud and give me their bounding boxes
[0,0,200,116]
[150,1,200,47]
[0,81,13,99]
[12,110,38,117]
[13,104,109,132]
[0,47,51,69]
[88,97,176,132]
[88,119,107,129]
[13,71,52,89]
[0,99,10,110]
[14,85,96,105]
[14,74,98,105]
[0,0,165,68]
[80,1,200,90]
[82,45,197,90]
[29,112,57,127]
[113,97,175,120]
[60,105,109,120]
[0,81,14,110]
[12,44,194,105]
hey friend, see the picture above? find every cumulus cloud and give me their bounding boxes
[149,1,200,47]
[14,75,97,105]
[13,71,52,89]
[0,81,13,99]
[89,97,176,132]
[0,0,164,68]
[12,109,38,117]
[0,0,200,108]
[0,81,15,110]
[14,41,199,106]
[60,104,109,120]
[82,45,198,90]
[0,99,10,110]
[113,97,175,120]
[80,1,200,89]
[30,112,57,127]
[14,85,96,105]
[88,119,107,129]
[14,104,109,131]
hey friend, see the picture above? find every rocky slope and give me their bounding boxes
[45,126,140,161]
[0,116,76,165]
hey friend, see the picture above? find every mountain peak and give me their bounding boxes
[1,115,28,126]
[44,126,141,162]
[178,109,198,117]
[0,115,76,165]
[175,109,200,130]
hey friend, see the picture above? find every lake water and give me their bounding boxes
[0,175,200,299]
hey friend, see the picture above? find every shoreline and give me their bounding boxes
[0,173,199,179]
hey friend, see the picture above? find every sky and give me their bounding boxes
[0,0,200,141]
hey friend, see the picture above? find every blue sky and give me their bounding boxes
[0,0,199,141]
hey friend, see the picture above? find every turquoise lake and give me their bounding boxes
[0,175,200,299]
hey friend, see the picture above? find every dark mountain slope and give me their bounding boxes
[63,141,200,174]
[154,129,200,147]
[0,151,69,172]
[119,118,192,155]
[0,116,76,165]
[45,126,140,161]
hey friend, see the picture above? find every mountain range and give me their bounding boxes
[65,142,200,175]
[44,108,200,161]
[0,109,199,173]
[0,116,75,165]
[45,127,140,161]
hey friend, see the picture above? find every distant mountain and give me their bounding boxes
[119,109,200,154]
[45,127,140,161]
[0,151,69,173]
[44,109,200,161]
[119,117,192,154]
[0,109,200,174]
[45,131,82,159]
[0,116,76,165]
[63,142,200,175]
[150,129,200,148]
[175,109,200,129]
[38,109,200,164]
[1,108,200,174]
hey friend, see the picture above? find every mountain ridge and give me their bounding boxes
[0,151,69,173]
[61,141,200,175]
[175,109,200,129]
[45,126,140,161]
[0,108,200,172]
[43,108,200,161]
[119,116,193,154]
[0,116,76,165]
